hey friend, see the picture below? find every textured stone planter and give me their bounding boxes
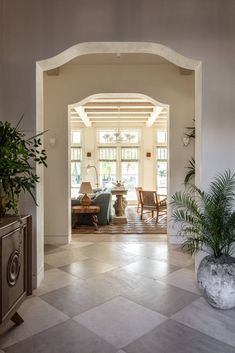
[197,255,235,309]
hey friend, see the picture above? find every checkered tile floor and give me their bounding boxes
[1,235,235,353]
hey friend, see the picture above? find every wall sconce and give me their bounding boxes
[183,136,190,146]
[146,152,152,159]
[49,137,56,146]
[86,152,92,158]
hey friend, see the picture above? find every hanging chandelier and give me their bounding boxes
[103,130,135,143]
[102,106,136,143]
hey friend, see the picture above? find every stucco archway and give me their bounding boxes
[36,42,202,286]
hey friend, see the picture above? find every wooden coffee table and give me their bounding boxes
[72,205,100,230]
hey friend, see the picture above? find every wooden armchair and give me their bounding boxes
[135,186,143,213]
[139,190,167,223]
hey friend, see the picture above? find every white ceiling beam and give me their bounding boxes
[86,111,151,115]
[85,108,153,113]
[146,106,163,127]
[74,106,91,127]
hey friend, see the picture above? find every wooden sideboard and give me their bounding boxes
[0,215,32,328]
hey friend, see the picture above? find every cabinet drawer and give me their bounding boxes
[1,226,26,319]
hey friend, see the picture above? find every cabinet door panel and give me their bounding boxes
[1,226,25,318]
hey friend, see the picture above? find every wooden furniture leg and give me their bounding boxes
[11,312,24,325]
[91,214,98,230]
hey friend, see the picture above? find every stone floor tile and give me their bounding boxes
[34,268,80,296]
[44,249,88,267]
[60,258,116,279]
[60,241,93,250]
[84,268,155,296]
[40,279,117,317]
[157,250,194,267]
[124,319,235,353]
[124,258,179,280]
[172,297,235,347]
[4,320,116,353]
[74,296,167,349]
[79,244,140,266]
[121,243,169,258]
[44,263,54,271]
[159,268,201,294]
[44,244,64,255]
[123,279,199,317]
[0,297,69,349]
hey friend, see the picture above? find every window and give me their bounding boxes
[156,130,167,195]
[99,147,117,188]
[121,147,139,200]
[71,131,82,198]
[98,129,140,200]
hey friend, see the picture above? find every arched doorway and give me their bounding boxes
[36,42,201,285]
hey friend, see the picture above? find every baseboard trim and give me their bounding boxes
[44,236,69,245]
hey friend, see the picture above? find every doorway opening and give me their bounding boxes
[68,93,169,237]
[36,42,201,285]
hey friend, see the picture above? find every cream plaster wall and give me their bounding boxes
[1,0,235,284]
[43,62,194,243]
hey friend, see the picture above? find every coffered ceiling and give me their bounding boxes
[70,96,167,127]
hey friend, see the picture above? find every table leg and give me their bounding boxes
[91,214,98,230]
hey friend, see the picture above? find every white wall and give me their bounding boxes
[43,62,194,243]
[2,0,235,282]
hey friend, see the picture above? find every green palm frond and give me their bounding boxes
[184,158,195,185]
[171,170,235,258]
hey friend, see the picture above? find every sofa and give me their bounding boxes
[72,189,112,226]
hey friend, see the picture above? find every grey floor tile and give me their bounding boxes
[159,268,201,294]
[40,279,117,317]
[123,279,199,317]
[124,258,179,280]
[124,319,235,353]
[4,320,116,353]
[74,296,167,349]
[60,258,116,279]
[172,297,235,347]
[34,268,80,296]
[0,297,69,349]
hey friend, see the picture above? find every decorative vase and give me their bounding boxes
[197,255,235,309]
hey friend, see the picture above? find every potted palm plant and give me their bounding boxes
[0,117,47,218]
[171,170,235,309]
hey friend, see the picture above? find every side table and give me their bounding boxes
[72,205,100,230]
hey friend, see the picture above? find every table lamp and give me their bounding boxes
[79,182,93,206]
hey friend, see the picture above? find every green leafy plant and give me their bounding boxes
[0,116,47,216]
[171,170,235,258]
[184,119,195,185]
[184,157,195,185]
